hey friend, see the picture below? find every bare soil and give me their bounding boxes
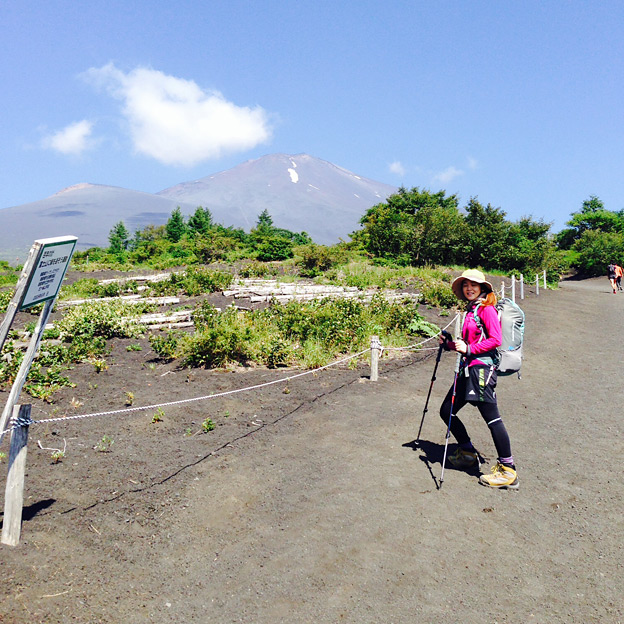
[0,276,622,624]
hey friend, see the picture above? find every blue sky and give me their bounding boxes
[2,0,623,234]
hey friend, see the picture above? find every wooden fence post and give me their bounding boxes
[543,270,547,289]
[520,274,525,300]
[536,274,540,295]
[511,275,516,303]
[501,281,505,299]
[370,335,381,382]
[2,404,31,547]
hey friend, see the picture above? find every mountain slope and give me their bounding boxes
[0,184,196,262]
[158,153,397,243]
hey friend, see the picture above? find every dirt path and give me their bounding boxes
[1,277,622,623]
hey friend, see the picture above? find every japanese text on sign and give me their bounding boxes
[20,238,77,309]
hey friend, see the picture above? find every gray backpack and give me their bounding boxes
[474,298,525,378]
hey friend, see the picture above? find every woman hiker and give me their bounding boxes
[608,263,618,294]
[615,264,623,292]
[438,269,519,489]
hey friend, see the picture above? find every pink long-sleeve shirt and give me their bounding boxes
[450,303,502,367]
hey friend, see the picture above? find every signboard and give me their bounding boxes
[20,236,77,309]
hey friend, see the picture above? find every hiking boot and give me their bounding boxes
[479,462,519,489]
[448,448,478,469]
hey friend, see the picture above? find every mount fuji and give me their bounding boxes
[0,154,397,262]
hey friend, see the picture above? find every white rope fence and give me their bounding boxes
[0,314,460,438]
[0,348,372,437]
[2,268,552,438]
[2,268,551,438]
[383,313,459,353]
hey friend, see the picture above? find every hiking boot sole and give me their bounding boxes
[479,478,519,490]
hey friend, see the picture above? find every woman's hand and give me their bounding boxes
[454,339,468,354]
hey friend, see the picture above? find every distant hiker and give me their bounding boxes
[608,263,617,294]
[616,264,623,291]
[438,269,519,489]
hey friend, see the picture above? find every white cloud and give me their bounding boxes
[432,166,464,185]
[389,161,406,177]
[467,156,478,170]
[41,120,94,155]
[82,63,273,166]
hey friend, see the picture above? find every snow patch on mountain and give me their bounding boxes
[54,183,96,195]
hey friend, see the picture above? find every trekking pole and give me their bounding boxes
[416,330,451,443]
[440,313,464,488]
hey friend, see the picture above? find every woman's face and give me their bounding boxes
[462,279,483,302]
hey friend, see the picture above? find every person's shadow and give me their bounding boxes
[403,439,484,489]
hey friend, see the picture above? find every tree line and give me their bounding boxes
[77,188,617,280]
[554,195,624,276]
[353,187,565,279]
[86,206,312,268]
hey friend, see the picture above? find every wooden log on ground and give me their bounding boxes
[60,296,180,307]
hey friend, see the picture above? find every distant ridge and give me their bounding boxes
[0,184,195,262]
[0,154,397,262]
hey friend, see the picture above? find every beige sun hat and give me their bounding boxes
[451,269,494,300]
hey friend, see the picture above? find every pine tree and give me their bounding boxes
[108,221,130,254]
[187,206,213,235]
[165,207,187,242]
[256,209,274,233]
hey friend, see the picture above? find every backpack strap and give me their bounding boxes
[472,303,485,339]
[471,302,497,367]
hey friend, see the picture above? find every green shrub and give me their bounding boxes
[192,301,221,330]
[296,244,340,277]
[190,233,237,263]
[146,293,445,371]
[149,331,182,361]
[98,280,139,297]
[267,297,365,352]
[384,300,422,331]
[181,267,233,295]
[419,280,456,308]
[148,268,233,297]
[56,300,145,340]
[202,418,216,432]
[181,307,252,367]
[260,337,293,368]
[256,237,294,262]
[239,262,271,278]
[182,325,251,368]
[0,274,18,288]
[407,317,441,338]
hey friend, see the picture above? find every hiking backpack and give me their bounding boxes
[474,298,525,378]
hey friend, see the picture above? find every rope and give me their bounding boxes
[383,312,459,352]
[9,347,371,432]
[0,311,463,438]
[0,274,541,442]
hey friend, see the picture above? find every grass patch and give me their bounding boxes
[153,294,443,370]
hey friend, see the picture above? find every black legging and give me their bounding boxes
[439,378,512,459]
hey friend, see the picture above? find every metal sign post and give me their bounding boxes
[0,236,77,439]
